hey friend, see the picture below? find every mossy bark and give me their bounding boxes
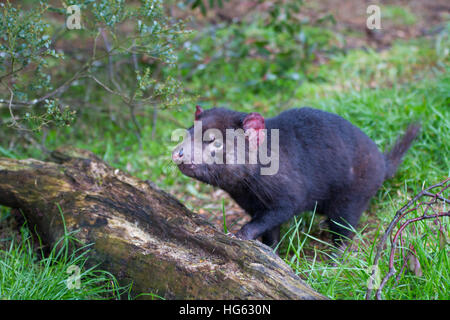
[0,147,324,300]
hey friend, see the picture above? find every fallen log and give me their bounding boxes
[0,147,324,299]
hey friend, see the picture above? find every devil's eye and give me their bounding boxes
[204,135,215,143]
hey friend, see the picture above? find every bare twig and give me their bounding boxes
[0,65,26,82]
[100,28,123,93]
[0,63,90,108]
[366,178,450,300]
[129,40,143,148]
[0,48,115,109]
[6,85,17,127]
[0,82,49,153]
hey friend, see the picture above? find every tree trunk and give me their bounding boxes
[0,147,324,300]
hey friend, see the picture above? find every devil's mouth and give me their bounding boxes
[177,163,196,175]
[178,163,194,169]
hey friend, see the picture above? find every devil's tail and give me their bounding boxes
[384,123,421,180]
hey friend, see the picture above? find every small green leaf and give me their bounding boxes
[222,198,228,234]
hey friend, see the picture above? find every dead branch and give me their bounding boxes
[366,178,449,300]
[0,147,324,300]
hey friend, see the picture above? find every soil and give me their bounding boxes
[181,0,450,50]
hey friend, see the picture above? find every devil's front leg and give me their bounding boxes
[262,226,280,248]
[235,208,293,243]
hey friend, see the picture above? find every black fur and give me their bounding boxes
[174,107,420,247]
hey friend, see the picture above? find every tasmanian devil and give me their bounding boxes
[172,106,420,248]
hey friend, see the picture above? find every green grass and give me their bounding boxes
[277,188,449,300]
[0,222,125,300]
[382,5,417,26]
[222,198,228,234]
[0,14,448,300]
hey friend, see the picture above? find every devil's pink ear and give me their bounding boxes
[243,112,265,147]
[195,105,203,120]
[243,112,265,131]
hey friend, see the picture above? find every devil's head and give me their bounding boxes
[172,106,268,188]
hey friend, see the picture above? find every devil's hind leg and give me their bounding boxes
[325,196,372,246]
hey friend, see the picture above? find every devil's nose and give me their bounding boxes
[172,147,184,162]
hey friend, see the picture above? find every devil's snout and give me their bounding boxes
[172,147,184,162]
